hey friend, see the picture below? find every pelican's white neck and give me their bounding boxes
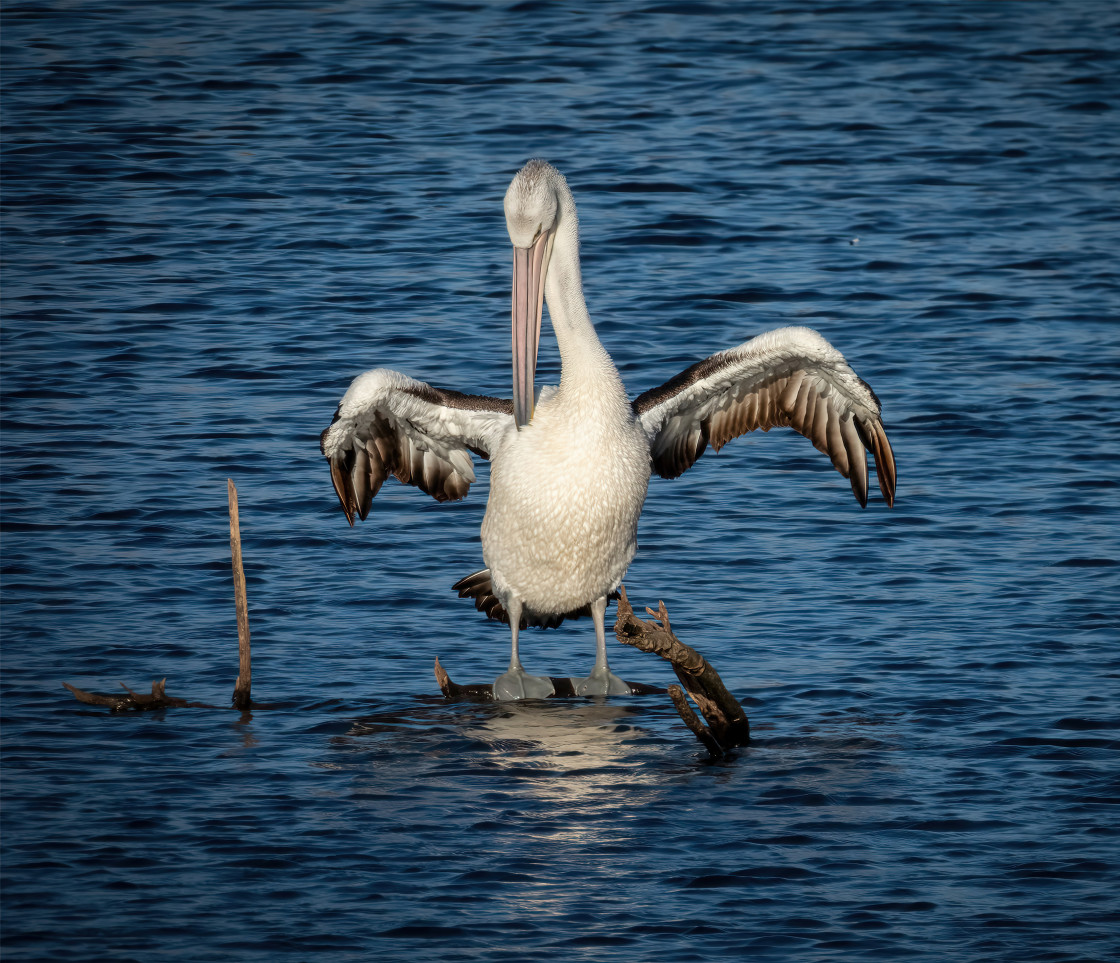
[543,179,623,401]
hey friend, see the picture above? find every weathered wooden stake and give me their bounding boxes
[228,478,252,710]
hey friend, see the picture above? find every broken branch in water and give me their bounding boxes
[62,678,214,712]
[613,585,750,757]
[667,684,726,758]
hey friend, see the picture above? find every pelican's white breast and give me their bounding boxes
[482,382,649,616]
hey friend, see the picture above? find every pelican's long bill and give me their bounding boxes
[511,229,552,428]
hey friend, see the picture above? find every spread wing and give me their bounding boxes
[632,326,896,507]
[319,368,514,525]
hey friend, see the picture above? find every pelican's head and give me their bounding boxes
[504,159,563,428]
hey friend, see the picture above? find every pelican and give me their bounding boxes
[320,159,896,699]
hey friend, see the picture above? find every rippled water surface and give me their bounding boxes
[3,2,1119,960]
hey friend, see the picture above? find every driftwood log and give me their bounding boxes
[613,586,750,758]
[62,678,214,712]
[434,658,665,701]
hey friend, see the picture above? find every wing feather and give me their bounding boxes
[780,370,804,412]
[320,368,514,525]
[351,447,372,519]
[840,414,868,507]
[870,421,897,500]
[812,393,830,453]
[826,407,849,477]
[633,326,896,507]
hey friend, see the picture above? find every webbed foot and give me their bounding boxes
[570,667,632,697]
[493,668,555,701]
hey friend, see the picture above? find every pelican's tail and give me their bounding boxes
[452,569,612,630]
[452,569,520,626]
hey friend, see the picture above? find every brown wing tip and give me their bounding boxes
[873,423,897,508]
[327,455,357,526]
[852,473,869,509]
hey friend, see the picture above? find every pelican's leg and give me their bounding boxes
[571,596,632,697]
[493,598,555,700]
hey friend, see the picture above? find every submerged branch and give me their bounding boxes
[667,684,726,759]
[614,586,750,756]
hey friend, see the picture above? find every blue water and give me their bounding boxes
[3,1,1119,960]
